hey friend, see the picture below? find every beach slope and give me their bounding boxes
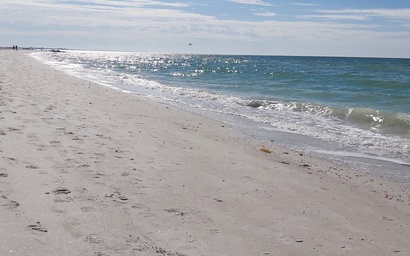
[0,50,409,255]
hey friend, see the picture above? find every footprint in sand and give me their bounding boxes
[44,105,55,112]
[85,234,103,244]
[7,127,20,132]
[49,140,61,147]
[92,172,106,179]
[81,206,96,212]
[94,252,110,256]
[164,208,186,217]
[54,196,73,203]
[27,133,39,140]
[4,157,18,163]
[52,188,73,202]
[25,165,39,169]
[71,136,83,141]
[113,195,129,204]
[53,188,71,195]
[1,199,20,209]
[27,222,48,233]
[36,144,49,151]
[63,131,74,135]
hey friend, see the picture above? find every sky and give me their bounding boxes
[1,0,410,57]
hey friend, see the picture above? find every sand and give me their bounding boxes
[0,50,409,256]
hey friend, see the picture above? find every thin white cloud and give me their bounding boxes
[300,14,368,21]
[318,8,410,21]
[290,3,320,7]
[254,12,277,17]
[228,0,273,7]
[44,0,190,8]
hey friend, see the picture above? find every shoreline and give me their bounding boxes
[1,50,409,255]
[30,50,410,186]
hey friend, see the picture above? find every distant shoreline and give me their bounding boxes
[0,46,68,52]
[1,46,409,60]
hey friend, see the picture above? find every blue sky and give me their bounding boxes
[1,0,410,57]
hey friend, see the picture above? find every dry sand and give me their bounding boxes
[1,50,409,256]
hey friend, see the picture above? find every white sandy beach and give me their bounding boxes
[1,50,409,256]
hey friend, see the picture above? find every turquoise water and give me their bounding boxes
[31,51,410,183]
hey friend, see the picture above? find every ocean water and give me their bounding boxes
[30,51,410,184]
